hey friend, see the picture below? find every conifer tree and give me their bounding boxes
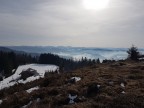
[127,45,140,61]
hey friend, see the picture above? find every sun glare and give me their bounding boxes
[83,0,110,10]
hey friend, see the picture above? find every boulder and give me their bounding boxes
[20,68,39,80]
[87,83,100,97]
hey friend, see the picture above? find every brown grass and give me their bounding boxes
[0,61,144,108]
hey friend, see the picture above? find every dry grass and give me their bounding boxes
[0,60,144,108]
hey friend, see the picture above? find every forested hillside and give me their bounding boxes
[0,51,99,78]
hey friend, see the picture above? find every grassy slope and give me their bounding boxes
[0,61,144,108]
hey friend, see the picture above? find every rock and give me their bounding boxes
[71,77,81,82]
[67,77,81,84]
[20,68,39,80]
[87,83,100,97]
[0,76,3,81]
[119,62,126,66]
[67,78,76,84]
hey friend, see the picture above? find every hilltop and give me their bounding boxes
[0,60,143,108]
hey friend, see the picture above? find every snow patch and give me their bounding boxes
[21,101,32,108]
[26,86,39,93]
[36,98,41,102]
[0,100,3,105]
[68,94,77,104]
[120,83,125,88]
[97,84,101,88]
[71,77,81,82]
[121,91,125,94]
[12,69,16,73]
[0,64,59,90]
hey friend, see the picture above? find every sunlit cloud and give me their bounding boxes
[0,0,144,48]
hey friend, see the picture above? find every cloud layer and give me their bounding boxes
[0,0,144,48]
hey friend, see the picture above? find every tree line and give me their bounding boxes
[0,51,100,78]
[0,45,143,78]
[39,53,100,72]
[0,51,38,77]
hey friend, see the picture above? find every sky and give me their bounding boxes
[0,0,144,48]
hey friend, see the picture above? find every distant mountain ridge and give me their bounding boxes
[5,46,129,60]
[0,47,14,52]
[2,46,144,61]
[0,46,39,56]
[7,46,129,52]
[0,46,26,54]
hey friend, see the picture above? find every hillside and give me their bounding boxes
[0,64,59,90]
[0,47,14,52]
[0,47,26,54]
[0,61,144,108]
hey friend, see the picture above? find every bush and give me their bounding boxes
[127,45,140,61]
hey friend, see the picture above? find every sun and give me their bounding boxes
[83,0,110,10]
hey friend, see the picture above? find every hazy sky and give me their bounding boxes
[0,0,144,48]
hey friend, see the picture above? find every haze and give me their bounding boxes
[0,0,144,48]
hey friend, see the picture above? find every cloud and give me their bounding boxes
[0,0,144,47]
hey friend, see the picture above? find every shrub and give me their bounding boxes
[127,45,140,61]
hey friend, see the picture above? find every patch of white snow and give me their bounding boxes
[71,77,81,82]
[120,83,125,88]
[26,86,39,93]
[97,84,101,88]
[36,98,41,102]
[68,94,77,104]
[21,101,32,108]
[121,91,125,94]
[12,69,16,73]
[0,64,59,90]
[0,100,3,105]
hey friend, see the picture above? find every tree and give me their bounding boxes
[127,45,140,61]
[97,58,100,64]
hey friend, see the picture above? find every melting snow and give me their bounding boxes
[121,91,125,94]
[68,94,77,104]
[97,84,101,88]
[71,77,81,82]
[0,100,2,105]
[36,98,41,102]
[120,83,125,88]
[12,69,16,73]
[21,101,32,108]
[0,64,59,90]
[26,86,39,93]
